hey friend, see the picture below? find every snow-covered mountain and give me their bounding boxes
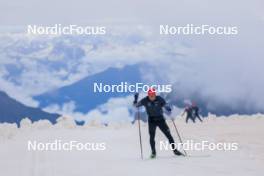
[33,61,264,117]
[1,33,264,118]
[0,91,60,126]
[34,64,145,113]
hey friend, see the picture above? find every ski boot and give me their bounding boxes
[150,153,156,159]
[173,149,185,156]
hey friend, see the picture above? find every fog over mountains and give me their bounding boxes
[0,26,263,123]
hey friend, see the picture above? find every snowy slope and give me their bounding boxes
[0,115,263,176]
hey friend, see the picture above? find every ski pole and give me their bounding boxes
[171,119,187,156]
[137,107,143,160]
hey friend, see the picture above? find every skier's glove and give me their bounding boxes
[133,93,139,104]
[165,105,172,112]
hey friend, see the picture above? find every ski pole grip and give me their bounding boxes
[134,93,139,104]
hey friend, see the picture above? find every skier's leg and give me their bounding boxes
[158,120,174,144]
[196,114,203,122]
[186,117,189,123]
[148,121,157,155]
[158,120,184,156]
[191,116,195,123]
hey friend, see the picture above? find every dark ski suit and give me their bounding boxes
[184,107,195,123]
[134,96,176,155]
[192,106,203,122]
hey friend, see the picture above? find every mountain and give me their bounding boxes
[34,64,146,113]
[0,91,60,126]
[34,63,261,117]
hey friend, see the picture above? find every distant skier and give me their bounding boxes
[133,88,184,158]
[191,102,203,122]
[182,105,195,123]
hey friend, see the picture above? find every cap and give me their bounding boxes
[148,88,156,96]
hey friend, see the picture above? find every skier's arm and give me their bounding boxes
[160,96,172,112]
[181,109,186,116]
[160,96,166,107]
[164,104,172,112]
[133,93,144,107]
[134,100,144,107]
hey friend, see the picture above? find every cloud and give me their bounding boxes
[0,29,187,106]
[0,0,263,114]
[0,0,263,26]
[0,77,39,107]
[1,23,264,115]
[43,96,134,123]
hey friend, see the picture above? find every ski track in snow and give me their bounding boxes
[0,115,263,176]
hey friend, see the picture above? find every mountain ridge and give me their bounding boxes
[0,90,60,126]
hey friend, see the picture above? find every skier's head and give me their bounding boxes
[185,103,191,109]
[192,101,196,107]
[148,88,156,101]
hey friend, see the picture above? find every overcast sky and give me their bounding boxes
[0,0,263,25]
[0,0,263,117]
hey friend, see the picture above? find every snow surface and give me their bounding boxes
[0,114,263,176]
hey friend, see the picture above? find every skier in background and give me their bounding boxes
[191,101,203,122]
[133,88,184,158]
[182,105,195,123]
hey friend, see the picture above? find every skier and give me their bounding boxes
[182,105,195,123]
[191,101,203,122]
[133,88,184,158]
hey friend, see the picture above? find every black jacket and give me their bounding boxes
[135,96,168,120]
[192,106,199,115]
